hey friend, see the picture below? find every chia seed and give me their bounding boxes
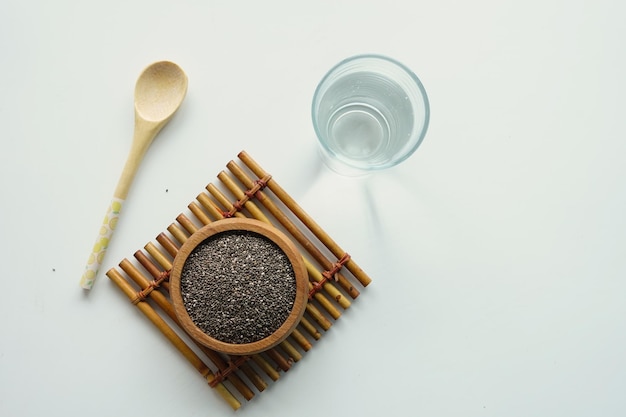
[180,230,296,344]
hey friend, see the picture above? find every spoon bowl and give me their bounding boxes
[134,61,188,123]
[80,61,188,290]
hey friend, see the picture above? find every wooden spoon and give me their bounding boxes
[80,61,188,290]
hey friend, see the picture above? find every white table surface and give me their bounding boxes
[2,1,625,416]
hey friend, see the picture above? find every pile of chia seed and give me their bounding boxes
[180,230,297,344]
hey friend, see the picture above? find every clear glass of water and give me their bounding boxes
[312,54,430,175]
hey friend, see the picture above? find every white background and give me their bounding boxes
[1,1,625,416]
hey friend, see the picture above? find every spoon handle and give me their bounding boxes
[79,122,155,290]
[79,198,124,290]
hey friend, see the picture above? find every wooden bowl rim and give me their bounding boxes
[169,218,308,355]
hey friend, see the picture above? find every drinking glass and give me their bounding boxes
[312,54,430,175]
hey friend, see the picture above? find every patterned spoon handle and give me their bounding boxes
[79,198,124,290]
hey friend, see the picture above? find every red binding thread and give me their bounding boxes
[223,174,272,218]
[220,209,235,218]
[308,253,351,299]
[254,176,270,190]
[209,356,251,388]
[131,270,170,305]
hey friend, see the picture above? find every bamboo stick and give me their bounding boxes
[266,348,291,372]
[299,318,322,341]
[196,193,226,221]
[232,356,268,392]
[305,303,332,331]
[120,259,173,316]
[208,357,256,399]
[106,268,241,410]
[189,201,212,226]
[279,339,302,363]
[216,172,271,222]
[237,353,274,386]
[206,184,246,218]
[307,280,340,320]
[133,250,170,292]
[289,328,312,352]
[120,258,257,400]
[132,250,159,275]
[133,250,163,278]
[207,180,266,224]
[176,213,198,235]
[239,150,372,287]
[305,260,350,310]
[144,242,172,270]
[305,260,356,308]
[156,232,179,258]
[133,250,161,277]
[167,223,189,244]
[251,355,280,381]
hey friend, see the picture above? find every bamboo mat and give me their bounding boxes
[106,150,372,410]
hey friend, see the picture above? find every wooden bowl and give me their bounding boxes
[170,218,308,355]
